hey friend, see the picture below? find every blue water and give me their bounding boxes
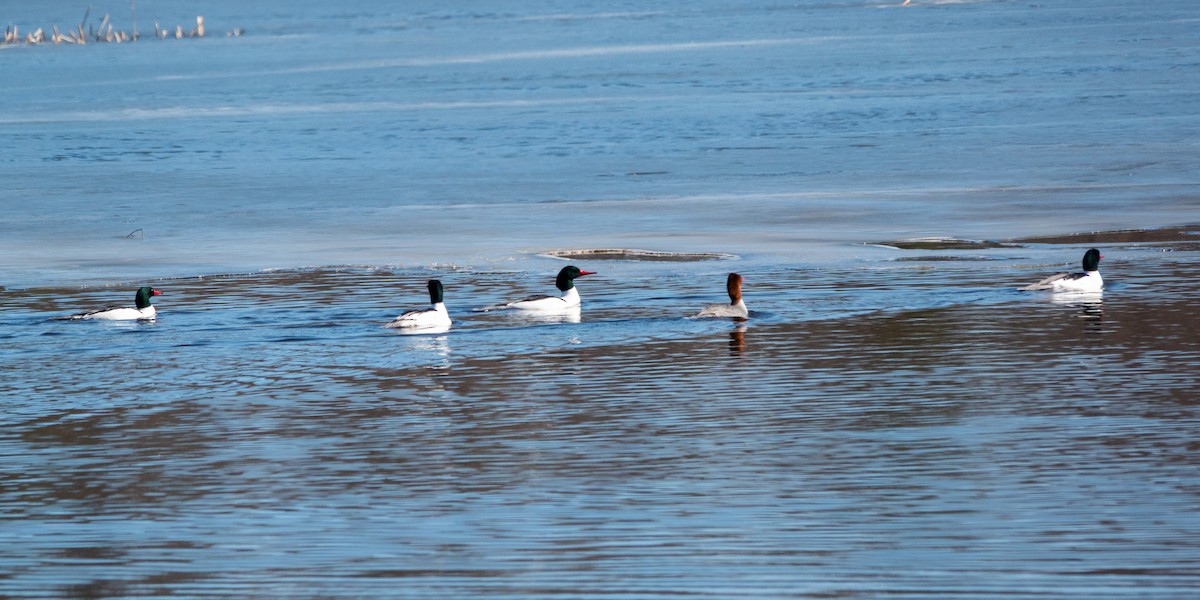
[3,0,1198,286]
[2,0,1200,598]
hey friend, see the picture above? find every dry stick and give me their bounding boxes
[96,14,109,42]
[76,7,86,46]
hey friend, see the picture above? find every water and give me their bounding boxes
[3,252,1199,597]
[3,0,1199,286]
[3,0,1200,597]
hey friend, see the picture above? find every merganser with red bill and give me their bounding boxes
[481,266,596,312]
[695,273,749,319]
[1021,248,1104,292]
[55,287,163,321]
[385,279,452,331]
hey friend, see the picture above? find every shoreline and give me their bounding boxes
[3,223,1197,293]
[875,224,1200,251]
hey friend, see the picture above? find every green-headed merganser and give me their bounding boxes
[385,279,451,331]
[694,273,749,319]
[1021,248,1103,292]
[479,266,595,312]
[55,287,163,321]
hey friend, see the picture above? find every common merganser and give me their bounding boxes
[694,273,749,319]
[480,265,595,312]
[55,287,163,321]
[1021,248,1103,292]
[385,279,451,331]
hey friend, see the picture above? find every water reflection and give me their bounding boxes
[729,325,748,355]
[1051,290,1104,332]
[402,334,453,374]
[508,306,582,325]
[390,323,452,336]
[4,260,1200,599]
[408,334,450,355]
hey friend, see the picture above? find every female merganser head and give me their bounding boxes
[385,279,452,331]
[1020,248,1103,292]
[483,265,596,312]
[56,286,164,321]
[694,273,749,319]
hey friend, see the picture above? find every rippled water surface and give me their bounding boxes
[3,0,1200,597]
[4,247,1200,598]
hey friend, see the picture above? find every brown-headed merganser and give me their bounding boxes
[695,273,749,319]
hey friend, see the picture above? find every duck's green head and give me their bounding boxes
[555,266,595,291]
[426,279,444,304]
[135,287,163,309]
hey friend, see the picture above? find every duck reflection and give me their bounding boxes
[512,306,581,325]
[1051,290,1104,332]
[729,323,748,355]
[391,323,451,336]
[408,333,452,373]
[409,333,450,353]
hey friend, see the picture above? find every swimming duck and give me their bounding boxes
[695,273,749,318]
[1021,248,1103,292]
[481,266,595,312]
[385,279,452,331]
[56,287,163,321]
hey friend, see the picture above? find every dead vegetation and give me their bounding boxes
[3,4,242,47]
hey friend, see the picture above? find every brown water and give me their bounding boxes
[2,244,1198,598]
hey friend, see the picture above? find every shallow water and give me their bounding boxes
[3,0,1200,597]
[3,246,1200,598]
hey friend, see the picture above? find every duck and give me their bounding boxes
[55,287,163,321]
[479,265,595,312]
[385,279,451,331]
[694,273,749,319]
[1021,248,1103,292]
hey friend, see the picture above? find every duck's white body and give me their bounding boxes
[57,287,162,321]
[1024,270,1103,293]
[83,306,157,321]
[386,302,451,330]
[506,287,581,312]
[694,273,749,319]
[1021,249,1104,292]
[478,266,594,314]
[386,280,452,331]
[695,299,748,319]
